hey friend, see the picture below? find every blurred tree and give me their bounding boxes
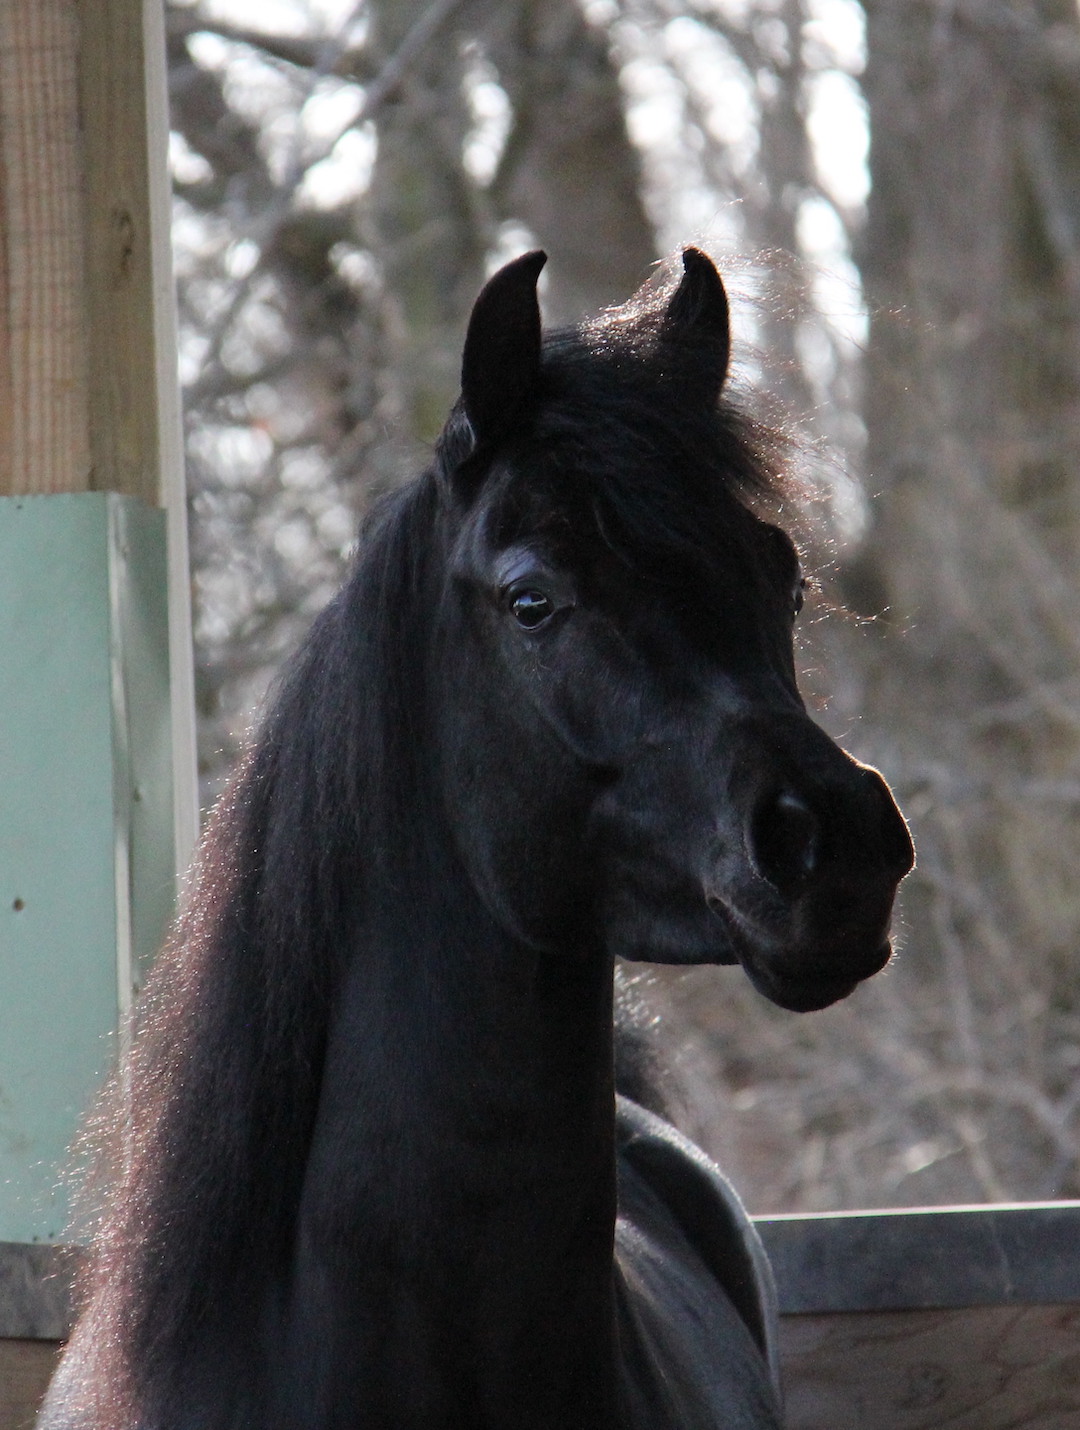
[364,0,483,443]
[166,0,660,791]
[847,0,1080,1199]
[484,0,656,322]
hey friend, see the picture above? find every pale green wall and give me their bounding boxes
[0,494,174,1241]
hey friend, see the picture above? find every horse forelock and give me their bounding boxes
[438,263,794,592]
[438,330,791,619]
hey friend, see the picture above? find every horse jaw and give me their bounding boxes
[591,719,913,1012]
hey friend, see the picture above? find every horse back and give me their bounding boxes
[614,1096,783,1429]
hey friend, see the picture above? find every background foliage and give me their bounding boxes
[167,0,1080,1211]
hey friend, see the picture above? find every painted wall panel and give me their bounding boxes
[0,493,174,1241]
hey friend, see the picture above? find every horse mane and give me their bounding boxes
[69,262,789,1416]
[71,475,445,1413]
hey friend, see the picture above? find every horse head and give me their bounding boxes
[433,248,913,1013]
[38,249,912,1430]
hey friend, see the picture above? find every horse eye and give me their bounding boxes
[510,589,555,629]
[793,576,807,618]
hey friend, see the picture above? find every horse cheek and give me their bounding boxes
[440,689,599,954]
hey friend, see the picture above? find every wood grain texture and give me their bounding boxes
[0,1,89,495]
[779,1304,1080,1430]
[0,0,161,499]
[79,0,161,503]
[0,1340,60,1430]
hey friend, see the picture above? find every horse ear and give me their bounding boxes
[461,250,547,449]
[663,247,731,391]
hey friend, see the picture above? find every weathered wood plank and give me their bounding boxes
[0,0,89,495]
[779,1304,1080,1430]
[757,1202,1080,1313]
[79,0,161,504]
[0,0,162,501]
[0,0,196,1246]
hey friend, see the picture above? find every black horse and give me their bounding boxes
[41,249,913,1429]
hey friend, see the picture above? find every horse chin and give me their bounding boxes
[709,899,895,1012]
[601,881,898,1004]
[738,952,887,1013]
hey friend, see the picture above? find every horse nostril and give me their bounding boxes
[748,789,820,891]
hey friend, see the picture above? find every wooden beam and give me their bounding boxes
[758,1202,1080,1312]
[0,0,162,502]
[80,0,161,503]
[0,1,90,495]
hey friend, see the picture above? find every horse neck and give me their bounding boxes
[286,852,621,1427]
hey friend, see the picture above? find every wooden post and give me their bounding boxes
[0,0,164,501]
[0,0,197,1260]
[0,1,90,496]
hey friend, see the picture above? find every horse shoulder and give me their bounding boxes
[613,1095,783,1430]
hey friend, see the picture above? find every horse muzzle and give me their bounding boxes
[705,759,914,1012]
